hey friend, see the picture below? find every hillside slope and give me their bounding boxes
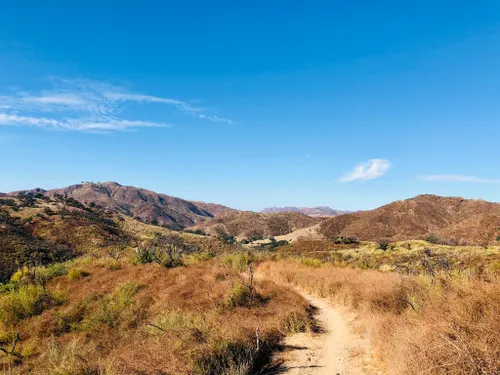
[262,206,350,216]
[11,182,236,229]
[319,194,500,244]
[193,211,320,238]
[0,195,125,283]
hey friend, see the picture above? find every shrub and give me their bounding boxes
[87,282,142,328]
[377,239,390,251]
[67,268,90,281]
[219,234,237,245]
[42,263,68,279]
[0,284,65,324]
[260,239,289,250]
[224,282,254,309]
[425,233,459,246]
[282,311,309,334]
[133,233,195,268]
[192,340,254,375]
[300,257,323,268]
[331,236,360,245]
[54,299,93,334]
[43,207,56,216]
[148,309,207,338]
[105,260,122,271]
[220,253,251,272]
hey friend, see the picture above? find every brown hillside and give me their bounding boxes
[188,200,236,217]
[319,194,500,244]
[193,211,320,238]
[12,182,236,230]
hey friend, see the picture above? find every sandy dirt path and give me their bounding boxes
[276,290,379,375]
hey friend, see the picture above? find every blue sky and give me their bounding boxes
[1,1,499,211]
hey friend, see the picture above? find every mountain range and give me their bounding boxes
[262,206,350,216]
[10,182,235,230]
[8,182,500,245]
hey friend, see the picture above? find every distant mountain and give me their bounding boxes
[262,206,350,217]
[192,211,320,238]
[319,194,500,245]
[10,182,236,230]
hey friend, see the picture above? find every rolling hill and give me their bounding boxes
[192,211,320,238]
[319,194,500,244]
[10,182,236,230]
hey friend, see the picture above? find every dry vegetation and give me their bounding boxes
[2,192,500,374]
[257,259,500,375]
[319,194,500,245]
[0,255,312,374]
[192,211,320,239]
[274,239,500,278]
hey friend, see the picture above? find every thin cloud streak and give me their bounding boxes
[0,78,232,132]
[420,174,500,184]
[339,159,390,182]
[0,113,168,132]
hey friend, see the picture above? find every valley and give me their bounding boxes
[0,186,499,374]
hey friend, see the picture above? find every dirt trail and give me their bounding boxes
[276,290,379,375]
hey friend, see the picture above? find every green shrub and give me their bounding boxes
[220,253,251,272]
[224,282,254,309]
[0,285,65,324]
[54,300,92,334]
[67,268,90,281]
[300,257,323,267]
[104,260,122,271]
[87,282,142,328]
[45,263,68,278]
[132,247,155,264]
[133,234,193,268]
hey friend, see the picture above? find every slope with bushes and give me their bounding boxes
[12,182,237,229]
[0,200,75,284]
[0,255,312,374]
[320,194,500,244]
[192,211,320,239]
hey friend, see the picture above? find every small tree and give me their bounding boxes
[138,233,195,268]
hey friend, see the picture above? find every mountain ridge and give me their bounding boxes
[9,182,237,230]
[262,206,351,216]
[319,194,500,245]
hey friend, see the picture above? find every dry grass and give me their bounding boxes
[0,259,311,374]
[258,260,500,375]
[275,239,500,278]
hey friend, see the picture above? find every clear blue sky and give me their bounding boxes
[1,1,499,211]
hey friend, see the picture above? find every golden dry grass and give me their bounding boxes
[0,258,311,375]
[275,239,500,278]
[258,260,500,375]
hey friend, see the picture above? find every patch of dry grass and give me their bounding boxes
[258,260,500,375]
[0,259,311,374]
[275,239,500,278]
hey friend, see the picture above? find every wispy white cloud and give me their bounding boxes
[0,113,167,132]
[0,78,231,132]
[339,159,390,182]
[420,174,500,184]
